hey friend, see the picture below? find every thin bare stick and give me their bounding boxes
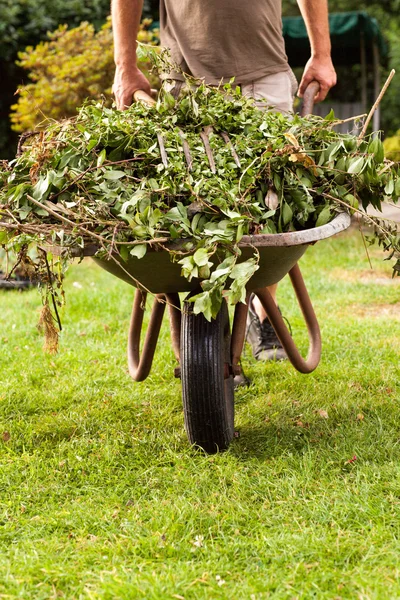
[359,224,373,269]
[332,113,367,126]
[27,195,106,243]
[309,189,398,239]
[26,196,169,246]
[386,201,400,210]
[157,133,169,168]
[200,127,216,174]
[358,69,396,142]
[0,221,20,230]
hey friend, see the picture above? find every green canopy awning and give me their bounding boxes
[283,11,388,68]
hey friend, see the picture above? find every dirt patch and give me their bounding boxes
[349,303,400,320]
[330,268,400,286]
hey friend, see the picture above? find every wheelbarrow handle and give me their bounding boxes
[300,81,320,117]
[252,264,322,374]
[133,89,157,106]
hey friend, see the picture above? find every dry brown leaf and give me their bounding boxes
[318,409,329,419]
[284,132,300,148]
[264,187,279,210]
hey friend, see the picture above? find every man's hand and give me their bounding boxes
[113,65,152,110]
[298,56,337,103]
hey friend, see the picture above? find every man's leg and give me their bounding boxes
[241,70,298,360]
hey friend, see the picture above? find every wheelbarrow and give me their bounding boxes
[78,82,351,453]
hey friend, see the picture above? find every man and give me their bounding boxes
[112,0,336,362]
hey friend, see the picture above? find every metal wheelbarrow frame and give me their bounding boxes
[90,211,350,453]
[62,82,352,452]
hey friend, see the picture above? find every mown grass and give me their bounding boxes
[0,228,399,599]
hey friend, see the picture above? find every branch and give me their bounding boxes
[358,69,396,142]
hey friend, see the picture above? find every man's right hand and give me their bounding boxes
[113,65,152,110]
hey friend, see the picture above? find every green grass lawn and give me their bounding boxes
[0,228,399,599]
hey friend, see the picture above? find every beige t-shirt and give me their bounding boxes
[160,0,289,85]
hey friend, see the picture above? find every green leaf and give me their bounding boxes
[230,260,258,281]
[103,170,125,180]
[281,202,293,226]
[209,255,236,283]
[119,246,129,261]
[368,137,384,164]
[32,174,50,200]
[273,173,281,191]
[384,178,394,195]
[315,206,331,227]
[191,291,213,321]
[347,157,366,175]
[97,149,106,167]
[193,248,210,267]
[129,244,147,259]
[394,178,400,197]
[148,178,159,190]
[324,109,336,122]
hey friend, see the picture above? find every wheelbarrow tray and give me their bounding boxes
[91,212,350,293]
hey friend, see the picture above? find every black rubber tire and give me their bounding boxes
[181,297,234,453]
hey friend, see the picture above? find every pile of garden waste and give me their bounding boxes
[0,65,399,338]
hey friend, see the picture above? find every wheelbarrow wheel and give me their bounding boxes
[181,297,234,453]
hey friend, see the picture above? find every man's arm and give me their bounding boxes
[296,0,336,102]
[112,0,151,109]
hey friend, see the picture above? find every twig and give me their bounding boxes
[108,223,120,259]
[27,195,106,244]
[309,189,398,240]
[40,249,62,331]
[47,156,147,203]
[333,113,367,125]
[359,224,373,269]
[0,221,20,230]
[5,208,21,225]
[358,69,396,142]
[17,131,40,156]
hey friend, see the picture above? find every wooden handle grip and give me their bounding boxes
[300,81,320,117]
[133,89,156,106]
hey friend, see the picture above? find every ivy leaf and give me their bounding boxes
[191,291,213,321]
[315,206,332,227]
[130,244,147,259]
[193,248,211,267]
[103,170,126,180]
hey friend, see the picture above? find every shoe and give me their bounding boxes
[246,299,287,361]
[233,367,250,388]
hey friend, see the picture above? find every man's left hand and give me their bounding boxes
[298,56,337,103]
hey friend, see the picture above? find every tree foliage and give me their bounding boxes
[11,19,160,133]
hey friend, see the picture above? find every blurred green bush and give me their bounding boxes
[10,19,159,132]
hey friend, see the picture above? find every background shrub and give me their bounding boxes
[10,19,159,132]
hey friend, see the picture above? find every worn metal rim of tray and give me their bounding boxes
[238,212,350,247]
[57,212,351,258]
